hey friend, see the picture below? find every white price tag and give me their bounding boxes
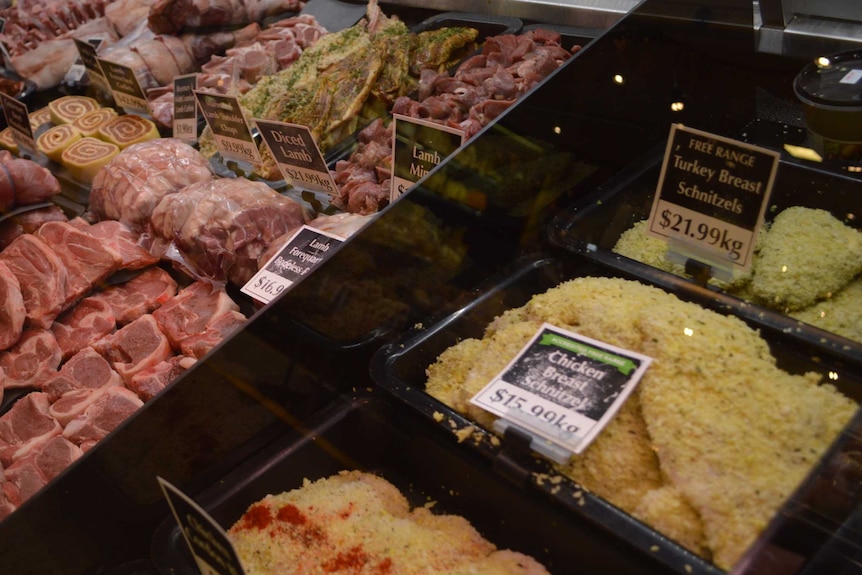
[471,323,651,457]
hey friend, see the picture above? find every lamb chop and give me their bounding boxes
[148,0,304,35]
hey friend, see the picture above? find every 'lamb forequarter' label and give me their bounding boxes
[97,59,149,114]
[470,323,651,457]
[241,226,344,304]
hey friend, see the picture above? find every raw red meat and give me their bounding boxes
[89,266,178,325]
[149,177,306,285]
[0,260,25,352]
[179,309,246,359]
[0,392,62,467]
[84,220,160,270]
[128,355,196,402]
[50,384,121,427]
[62,387,143,447]
[2,435,82,505]
[0,150,61,206]
[92,314,174,384]
[42,347,123,403]
[0,470,16,520]
[152,281,240,350]
[0,205,68,251]
[51,297,116,361]
[0,329,62,391]
[0,234,68,329]
[34,221,123,306]
[89,138,213,227]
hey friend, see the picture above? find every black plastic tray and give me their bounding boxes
[369,254,862,575]
[547,153,862,368]
[149,392,675,575]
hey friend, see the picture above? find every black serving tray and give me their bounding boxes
[547,152,862,369]
[369,254,862,575]
[150,392,676,575]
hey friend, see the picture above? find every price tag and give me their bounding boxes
[97,58,150,114]
[255,119,338,195]
[158,478,247,575]
[173,74,199,143]
[391,114,464,202]
[0,93,35,154]
[242,225,343,304]
[195,91,261,165]
[470,323,651,459]
[72,38,110,97]
[647,124,779,278]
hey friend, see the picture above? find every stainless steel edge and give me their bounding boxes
[380,0,639,29]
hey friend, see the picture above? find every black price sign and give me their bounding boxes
[255,119,337,195]
[195,91,261,165]
[0,93,35,153]
[471,323,652,458]
[159,478,246,575]
[97,58,149,113]
[173,74,198,142]
[647,124,779,274]
[242,225,343,304]
[391,114,464,202]
[74,38,110,95]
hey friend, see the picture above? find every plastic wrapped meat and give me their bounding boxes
[148,0,304,35]
[150,177,306,285]
[89,138,214,228]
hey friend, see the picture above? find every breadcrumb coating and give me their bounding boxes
[425,277,857,570]
[750,207,862,311]
[228,470,549,575]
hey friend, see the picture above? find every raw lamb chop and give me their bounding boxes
[50,383,123,427]
[0,205,68,251]
[51,297,116,361]
[92,314,173,384]
[0,329,62,391]
[179,309,246,359]
[152,281,239,350]
[148,0,304,35]
[128,355,196,401]
[0,261,25,352]
[90,266,178,325]
[98,23,260,91]
[89,138,213,227]
[0,235,68,328]
[62,386,143,448]
[149,177,306,285]
[34,221,123,306]
[0,151,62,208]
[83,220,160,270]
[42,347,123,403]
[0,393,62,467]
[2,436,82,505]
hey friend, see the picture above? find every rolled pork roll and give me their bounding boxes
[97,115,160,150]
[37,124,83,163]
[49,95,100,125]
[61,137,120,184]
[0,128,19,155]
[29,107,53,132]
[72,108,119,138]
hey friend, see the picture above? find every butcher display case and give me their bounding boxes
[1,0,862,574]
